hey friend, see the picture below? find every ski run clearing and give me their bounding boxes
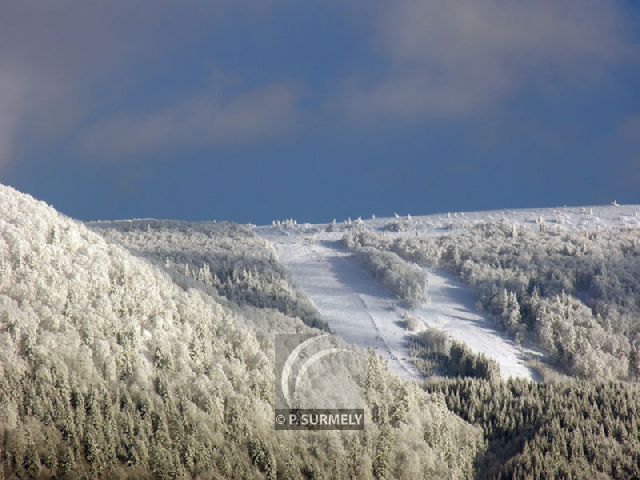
[259,205,640,381]
[260,229,539,381]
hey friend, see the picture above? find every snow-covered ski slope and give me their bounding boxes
[270,238,422,381]
[419,268,536,379]
[258,204,640,382]
[262,233,535,381]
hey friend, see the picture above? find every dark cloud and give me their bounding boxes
[0,0,637,170]
[80,82,301,159]
[340,0,636,121]
[0,1,271,169]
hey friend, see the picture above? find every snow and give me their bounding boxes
[271,238,421,381]
[417,269,537,380]
[260,231,538,381]
[258,204,640,382]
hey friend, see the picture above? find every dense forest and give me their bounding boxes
[90,220,327,330]
[426,379,640,479]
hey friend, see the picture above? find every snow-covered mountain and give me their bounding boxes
[259,203,640,383]
[0,183,481,479]
[3,182,640,478]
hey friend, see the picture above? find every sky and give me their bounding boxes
[1,0,640,224]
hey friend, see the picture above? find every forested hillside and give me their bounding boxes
[0,184,482,478]
[89,220,327,330]
[343,224,640,381]
[427,379,640,479]
[336,220,640,478]
[4,182,640,478]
